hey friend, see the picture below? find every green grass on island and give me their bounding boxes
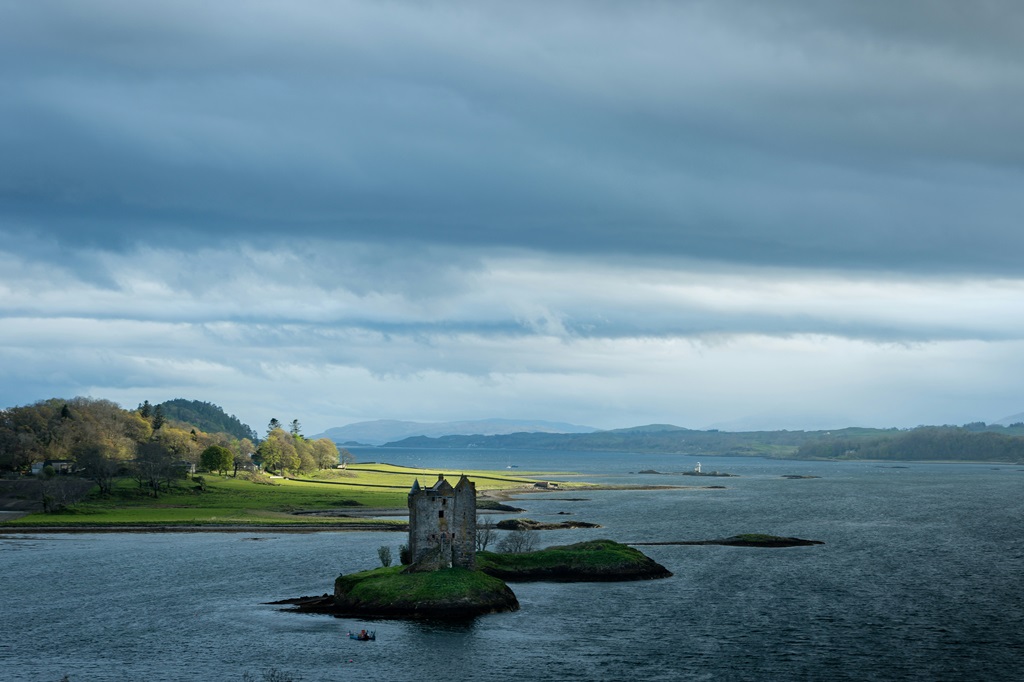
[477,539,672,580]
[1,463,589,529]
[328,564,520,617]
[335,566,510,605]
[479,539,649,571]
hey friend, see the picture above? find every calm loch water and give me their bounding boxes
[3,451,1022,681]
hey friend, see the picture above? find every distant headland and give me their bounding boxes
[374,422,1024,464]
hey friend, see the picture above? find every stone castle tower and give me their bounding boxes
[407,474,477,571]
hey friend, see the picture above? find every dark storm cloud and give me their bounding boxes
[2,0,1023,273]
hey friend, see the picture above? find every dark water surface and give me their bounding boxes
[3,451,1022,681]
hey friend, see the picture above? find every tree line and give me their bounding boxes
[0,397,348,503]
[392,421,1024,461]
[796,425,1024,462]
[254,417,353,473]
[157,398,259,442]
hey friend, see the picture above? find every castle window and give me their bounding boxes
[439,510,445,519]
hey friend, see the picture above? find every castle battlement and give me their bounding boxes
[407,474,476,571]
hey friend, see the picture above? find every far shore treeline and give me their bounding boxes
[386,422,1024,463]
[0,397,349,485]
[3,396,1024,482]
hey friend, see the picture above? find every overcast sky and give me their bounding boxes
[2,1,1023,434]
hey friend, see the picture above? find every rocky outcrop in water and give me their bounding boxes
[633,534,824,548]
[495,518,601,531]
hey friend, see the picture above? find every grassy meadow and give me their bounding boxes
[1,463,584,529]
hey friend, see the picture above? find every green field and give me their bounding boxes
[0,463,584,528]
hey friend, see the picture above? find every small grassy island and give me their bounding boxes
[478,539,672,582]
[331,566,519,618]
[280,539,671,619]
[274,474,671,619]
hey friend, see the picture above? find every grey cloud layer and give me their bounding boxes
[3,1,1023,272]
[3,239,1023,430]
[4,242,1023,347]
[4,2,1023,430]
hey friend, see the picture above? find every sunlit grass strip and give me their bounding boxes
[0,463,591,528]
[315,463,592,490]
[0,512,404,527]
[0,475,403,526]
[346,462,579,476]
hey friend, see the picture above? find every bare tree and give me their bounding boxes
[40,477,93,513]
[496,529,539,554]
[135,440,180,497]
[476,516,495,551]
[75,441,127,496]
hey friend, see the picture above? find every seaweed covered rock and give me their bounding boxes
[495,518,601,531]
[632,534,824,548]
[690,534,824,547]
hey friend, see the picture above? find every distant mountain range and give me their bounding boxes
[383,422,1024,463]
[311,414,1024,463]
[312,418,598,446]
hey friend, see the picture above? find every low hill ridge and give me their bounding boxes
[158,399,257,442]
[606,424,690,434]
[383,422,1024,463]
[314,418,598,446]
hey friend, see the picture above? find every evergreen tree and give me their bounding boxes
[156,399,258,441]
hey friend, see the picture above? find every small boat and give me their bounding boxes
[348,630,376,641]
